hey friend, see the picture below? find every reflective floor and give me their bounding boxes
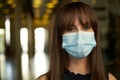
[0,52,49,80]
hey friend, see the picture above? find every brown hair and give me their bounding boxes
[46,2,107,80]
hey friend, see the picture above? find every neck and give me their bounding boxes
[68,57,90,75]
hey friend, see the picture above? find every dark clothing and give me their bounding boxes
[62,69,91,80]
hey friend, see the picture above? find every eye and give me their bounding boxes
[83,25,91,30]
[66,25,77,32]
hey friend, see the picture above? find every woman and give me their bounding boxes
[37,2,116,80]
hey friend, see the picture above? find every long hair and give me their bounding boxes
[47,2,107,80]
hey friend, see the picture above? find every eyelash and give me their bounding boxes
[66,25,77,32]
[83,25,91,30]
[65,25,92,32]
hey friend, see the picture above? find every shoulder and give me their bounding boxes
[36,75,47,80]
[108,73,117,80]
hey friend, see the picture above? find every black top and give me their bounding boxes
[62,69,91,80]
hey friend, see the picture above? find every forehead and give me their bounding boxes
[66,9,90,26]
[74,19,81,26]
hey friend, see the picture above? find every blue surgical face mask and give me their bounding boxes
[62,31,96,59]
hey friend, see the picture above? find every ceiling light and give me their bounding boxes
[46,3,54,8]
[6,0,14,4]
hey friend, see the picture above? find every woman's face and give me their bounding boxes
[63,19,93,34]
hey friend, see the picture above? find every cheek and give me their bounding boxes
[89,28,94,32]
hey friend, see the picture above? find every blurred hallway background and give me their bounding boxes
[0,0,120,80]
